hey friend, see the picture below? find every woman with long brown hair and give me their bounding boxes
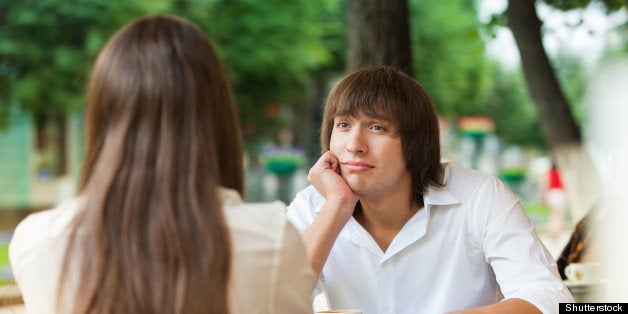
[10,15,314,313]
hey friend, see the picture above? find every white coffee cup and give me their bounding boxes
[565,262,602,282]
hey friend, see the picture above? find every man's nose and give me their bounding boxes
[346,129,367,154]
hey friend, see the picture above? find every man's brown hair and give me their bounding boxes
[321,66,443,206]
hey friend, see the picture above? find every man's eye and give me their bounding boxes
[336,122,349,128]
[372,125,385,131]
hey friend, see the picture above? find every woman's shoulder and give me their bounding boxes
[9,197,83,291]
[224,200,288,233]
[220,188,290,240]
[10,198,82,251]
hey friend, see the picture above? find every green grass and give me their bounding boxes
[0,237,11,285]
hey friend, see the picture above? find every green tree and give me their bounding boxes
[292,0,347,161]
[344,0,547,153]
[1,0,333,172]
[553,54,588,125]
[346,0,413,75]
[0,0,169,123]
[477,67,547,149]
[344,0,494,116]
[411,0,493,117]
[505,0,626,218]
[197,0,332,152]
[0,0,167,173]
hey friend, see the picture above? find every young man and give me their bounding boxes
[287,66,573,313]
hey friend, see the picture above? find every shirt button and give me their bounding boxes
[382,305,390,312]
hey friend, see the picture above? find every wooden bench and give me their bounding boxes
[0,284,23,307]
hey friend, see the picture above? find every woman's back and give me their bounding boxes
[10,189,315,313]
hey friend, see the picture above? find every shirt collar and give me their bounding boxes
[311,183,459,215]
[311,163,460,213]
[423,184,459,207]
[423,162,459,207]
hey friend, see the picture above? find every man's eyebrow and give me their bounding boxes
[366,114,392,122]
[333,113,393,122]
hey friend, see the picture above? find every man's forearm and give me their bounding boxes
[448,298,541,314]
[301,199,355,276]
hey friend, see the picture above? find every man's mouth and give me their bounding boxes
[342,161,374,172]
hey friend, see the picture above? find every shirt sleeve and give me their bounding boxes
[286,185,319,234]
[476,176,574,313]
[272,219,317,313]
[9,213,60,314]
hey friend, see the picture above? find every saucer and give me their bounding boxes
[563,279,605,288]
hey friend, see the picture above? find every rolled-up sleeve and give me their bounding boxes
[477,176,574,313]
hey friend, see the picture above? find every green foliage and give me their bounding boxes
[543,0,627,12]
[315,0,348,74]
[553,54,588,126]
[0,0,170,128]
[195,0,333,150]
[407,0,550,150]
[476,68,548,149]
[410,0,493,117]
[541,0,626,125]
[2,0,609,154]
[476,52,593,151]
[0,0,334,154]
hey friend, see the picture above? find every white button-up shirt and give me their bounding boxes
[287,163,573,314]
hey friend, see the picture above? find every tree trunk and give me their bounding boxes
[346,0,413,76]
[506,0,600,220]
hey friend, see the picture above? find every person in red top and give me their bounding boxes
[548,165,563,189]
[545,163,568,238]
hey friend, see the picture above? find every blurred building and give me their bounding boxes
[0,110,83,231]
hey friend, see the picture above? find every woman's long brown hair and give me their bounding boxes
[59,15,243,313]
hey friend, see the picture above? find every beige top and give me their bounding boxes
[9,188,315,313]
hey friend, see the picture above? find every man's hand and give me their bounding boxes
[302,151,360,276]
[307,151,358,213]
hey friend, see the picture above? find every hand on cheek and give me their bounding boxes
[308,151,358,205]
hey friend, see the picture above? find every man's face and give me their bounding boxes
[329,113,412,198]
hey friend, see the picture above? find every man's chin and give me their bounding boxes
[342,175,372,194]
[346,182,367,196]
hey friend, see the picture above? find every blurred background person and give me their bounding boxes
[9,15,314,314]
[544,162,568,239]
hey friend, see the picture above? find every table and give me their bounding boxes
[0,284,22,307]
